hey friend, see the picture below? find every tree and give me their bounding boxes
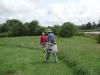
[6,19,24,36]
[0,23,9,33]
[0,25,1,33]
[29,20,40,35]
[97,34,100,44]
[93,22,96,28]
[23,22,30,35]
[81,24,86,30]
[59,22,76,37]
[36,27,46,35]
[97,20,100,27]
[86,22,93,29]
[52,25,61,35]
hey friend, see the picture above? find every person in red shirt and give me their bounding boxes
[40,32,47,52]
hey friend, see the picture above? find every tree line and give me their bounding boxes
[0,19,100,38]
[0,19,77,37]
[80,21,100,30]
[0,19,46,37]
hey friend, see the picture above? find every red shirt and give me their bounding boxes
[40,35,47,43]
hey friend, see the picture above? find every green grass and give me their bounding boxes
[0,36,73,75]
[0,36,100,75]
[57,36,100,75]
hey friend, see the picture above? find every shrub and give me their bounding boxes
[0,31,12,38]
[75,32,85,36]
[97,34,100,44]
[0,33,9,37]
[59,22,77,37]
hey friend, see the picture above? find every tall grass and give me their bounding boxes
[0,36,100,75]
[57,36,100,75]
[0,36,73,75]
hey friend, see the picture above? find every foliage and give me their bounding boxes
[0,32,9,37]
[97,21,100,27]
[81,24,86,30]
[0,31,13,37]
[8,19,25,36]
[97,34,100,44]
[59,22,77,37]
[80,21,100,31]
[93,22,96,28]
[28,20,40,35]
[0,23,9,33]
[0,19,47,37]
[85,22,93,29]
[52,25,61,35]
[75,32,85,36]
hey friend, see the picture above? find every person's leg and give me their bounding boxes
[53,52,58,63]
[41,43,44,48]
[45,51,51,63]
[42,43,46,52]
[44,42,46,48]
[42,42,44,48]
[43,42,46,51]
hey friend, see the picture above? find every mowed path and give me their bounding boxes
[0,36,73,75]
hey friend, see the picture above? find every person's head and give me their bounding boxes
[42,32,45,35]
[48,30,52,32]
[48,29,52,33]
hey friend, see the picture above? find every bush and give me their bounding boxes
[75,32,85,36]
[0,31,12,38]
[59,22,77,37]
[52,25,61,35]
[0,33,9,37]
[97,34,100,44]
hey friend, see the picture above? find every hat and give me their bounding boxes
[42,32,45,35]
[48,29,52,32]
[48,30,52,32]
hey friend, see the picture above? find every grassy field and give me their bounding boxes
[0,36,100,75]
[0,36,73,75]
[57,36,100,75]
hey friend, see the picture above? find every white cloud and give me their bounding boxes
[0,0,100,26]
[0,0,36,13]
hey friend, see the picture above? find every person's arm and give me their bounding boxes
[46,36,48,42]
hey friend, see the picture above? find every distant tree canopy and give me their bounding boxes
[0,23,9,33]
[86,22,93,29]
[0,19,100,37]
[59,22,77,37]
[6,19,24,36]
[80,21,100,30]
[29,20,39,35]
[52,25,61,35]
[0,19,46,37]
[97,21,100,27]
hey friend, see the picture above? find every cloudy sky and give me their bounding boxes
[0,0,100,26]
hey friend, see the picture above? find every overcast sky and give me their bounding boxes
[0,0,100,26]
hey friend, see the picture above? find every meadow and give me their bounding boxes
[0,36,100,75]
